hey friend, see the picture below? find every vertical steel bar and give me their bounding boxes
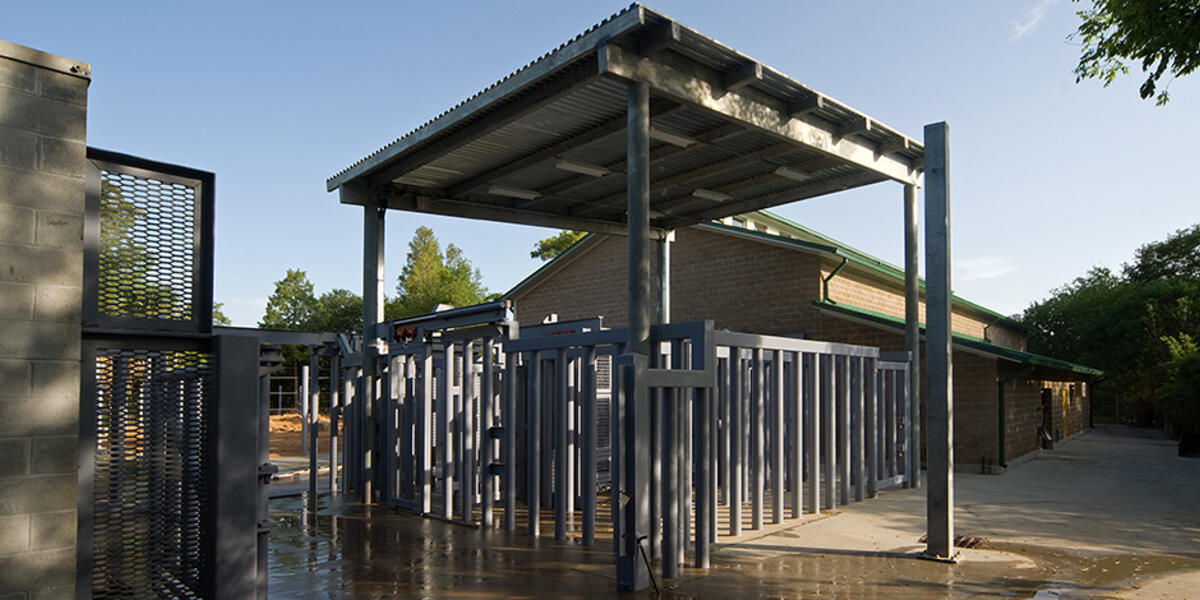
[463,341,476,524]
[418,352,433,513]
[482,338,495,527]
[771,349,784,524]
[751,348,764,530]
[728,349,742,535]
[399,355,413,502]
[822,355,835,511]
[503,351,517,531]
[380,354,393,503]
[441,342,455,520]
[867,359,878,498]
[555,348,569,542]
[887,370,898,477]
[719,357,729,508]
[308,356,319,503]
[924,121,954,559]
[904,183,922,489]
[789,352,803,518]
[804,353,820,514]
[529,355,542,537]
[852,357,865,502]
[839,356,851,505]
[694,385,711,568]
[582,346,597,546]
[330,355,340,496]
[662,376,678,579]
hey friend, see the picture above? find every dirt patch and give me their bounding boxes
[270,414,337,458]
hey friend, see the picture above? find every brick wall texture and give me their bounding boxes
[511,226,1090,472]
[0,41,89,598]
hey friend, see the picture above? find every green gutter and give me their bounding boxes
[749,210,1029,332]
[811,299,1104,377]
[997,365,1035,469]
[821,256,848,303]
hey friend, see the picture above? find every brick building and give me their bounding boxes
[505,210,1100,472]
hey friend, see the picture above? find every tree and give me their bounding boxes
[259,268,318,330]
[1124,224,1200,282]
[390,226,489,318]
[312,288,362,335]
[212,302,231,326]
[1072,0,1200,104]
[531,230,587,261]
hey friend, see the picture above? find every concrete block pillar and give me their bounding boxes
[0,39,90,598]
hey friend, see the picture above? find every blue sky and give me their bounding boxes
[6,1,1199,326]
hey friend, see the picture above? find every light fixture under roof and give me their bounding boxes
[488,185,541,201]
[773,165,811,181]
[649,127,696,148]
[692,188,731,202]
[554,159,609,178]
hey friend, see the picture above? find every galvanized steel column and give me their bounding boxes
[555,348,569,542]
[728,349,743,534]
[923,122,954,561]
[751,348,764,529]
[838,356,850,505]
[789,352,803,518]
[441,342,456,520]
[361,204,385,502]
[821,354,835,510]
[330,355,340,496]
[503,351,517,531]
[694,385,711,568]
[904,183,922,489]
[616,78,653,592]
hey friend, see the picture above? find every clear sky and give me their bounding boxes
[6,1,1199,326]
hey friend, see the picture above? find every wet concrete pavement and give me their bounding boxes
[267,425,1200,598]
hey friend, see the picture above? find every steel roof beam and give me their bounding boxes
[383,186,663,238]
[637,21,681,57]
[598,43,919,184]
[447,101,683,198]
[720,61,763,96]
[660,171,885,229]
[365,65,600,188]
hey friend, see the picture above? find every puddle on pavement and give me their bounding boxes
[267,495,1200,599]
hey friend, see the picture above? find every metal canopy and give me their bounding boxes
[328,3,923,235]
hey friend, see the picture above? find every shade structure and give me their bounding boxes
[327,3,923,232]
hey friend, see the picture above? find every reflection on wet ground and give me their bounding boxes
[269,427,1200,598]
[267,494,1199,599]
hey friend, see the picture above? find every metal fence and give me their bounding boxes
[359,311,912,583]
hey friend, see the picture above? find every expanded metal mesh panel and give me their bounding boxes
[97,169,197,322]
[91,348,210,600]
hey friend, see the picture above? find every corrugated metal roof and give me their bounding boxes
[329,3,925,234]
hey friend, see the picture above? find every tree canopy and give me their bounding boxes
[389,226,489,319]
[531,230,587,261]
[1024,223,1200,429]
[1072,0,1200,104]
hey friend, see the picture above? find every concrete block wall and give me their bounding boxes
[0,39,89,598]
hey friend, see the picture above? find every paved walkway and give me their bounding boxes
[268,425,1200,598]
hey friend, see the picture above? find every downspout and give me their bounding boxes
[997,364,1035,469]
[821,256,849,303]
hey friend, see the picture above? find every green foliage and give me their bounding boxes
[1124,224,1200,282]
[1024,223,1200,428]
[98,181,182,319]
[390,226,489,319]
[531,230,587,261]
[259,268,318,330]
[1072,0,1200,104]
[313,288,363,335]
[1158,334,1200,431]
[212,302,231,326]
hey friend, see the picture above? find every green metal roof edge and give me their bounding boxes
[753,209,1028,331]
[812,300,1102,376]
[500,232,597,299]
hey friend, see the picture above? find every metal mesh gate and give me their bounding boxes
[80,149,257,599]
[90,348,210,599]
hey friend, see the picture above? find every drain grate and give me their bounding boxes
[917,534,987,548]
